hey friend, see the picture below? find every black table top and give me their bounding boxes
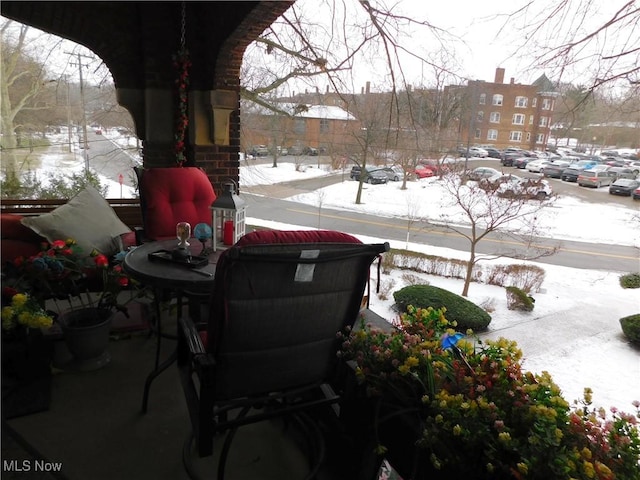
[123,239,220,292]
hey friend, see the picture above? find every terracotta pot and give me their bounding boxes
[58,307,113,371]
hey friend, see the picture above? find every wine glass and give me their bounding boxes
[176,222,191,249]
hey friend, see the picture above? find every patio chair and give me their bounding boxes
[177,229,389,479]
[134,166,217,401]
[134,166,216,243]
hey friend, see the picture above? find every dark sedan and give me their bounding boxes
[542,161,571,178]
[560,166,585,182]
[513,157,531,169]
[609,179,640,196]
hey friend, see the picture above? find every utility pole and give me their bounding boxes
[67,51,93,173]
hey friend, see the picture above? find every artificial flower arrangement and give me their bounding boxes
[1,292,54,337]
[1,238,143,330]
[338,306,640,480]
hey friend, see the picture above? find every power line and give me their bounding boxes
[66,51,94,173]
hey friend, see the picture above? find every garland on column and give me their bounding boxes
[173,45,191,167]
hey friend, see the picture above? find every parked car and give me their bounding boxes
[469,167,502,181]
[633,186,640,200]
[513,157,532,169]
[500,152,522,166]
[604,157,627,167]
[467,146,488,158]
[483,147,502,159]
[609,179,640,196]
[607,166,636,180]
[414,165,436,178]
[250,145,269,156]
[560,166,586,182]
[541,160,571,178]
[351,165,389,184]
[526,159,552,173]
[577,169,616,188]
[487,174,552,200]
[627,161,640,174]
[381,165,404,181]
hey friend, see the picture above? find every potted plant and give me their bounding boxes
[339,306,640,480]
[1,291,55,417]
[3,238,146,370]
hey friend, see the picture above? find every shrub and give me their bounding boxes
[393,284,491,331]
[620,314,640,343]
[619,273,640,289]
[505,286,535,311]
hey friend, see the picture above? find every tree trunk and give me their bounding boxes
[461,246,476,297]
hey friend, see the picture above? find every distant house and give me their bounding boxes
[241,102,360,156]
[449,68,558,151]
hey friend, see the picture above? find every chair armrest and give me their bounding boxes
[178,316,207,356]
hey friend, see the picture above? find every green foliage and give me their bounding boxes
[383,249,545,292]
[393,284,491,331]
[619,273,640,289]
[619,314,640,343]
[0,170,106,199]
[505,285,535,311]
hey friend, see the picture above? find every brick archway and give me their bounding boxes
[1,1,294,189]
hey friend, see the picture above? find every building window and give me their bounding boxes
[475,128,481,139]
[294,118,306,134]
[492,94,503,106]
[515,96,528,108]
[477,111,484,122]
[536,133,545,144]
[320,118,330,133]
[532,98,537,107]
[542,98,552,110]
[509,131,522,142]
[490,112,501,123]
[487,129,498,140]
[539,116,548,127]
[512,114,525,125]
[479,93,486,105]
[529,115,534,125]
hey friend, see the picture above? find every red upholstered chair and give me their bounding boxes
[177,229,389,479]
[134,166,217,397]
[135,166,216,242]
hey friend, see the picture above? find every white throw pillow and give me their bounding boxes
[21,186,132,256]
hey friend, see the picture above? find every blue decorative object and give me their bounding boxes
[194,223,212,241]
[193,223,213,255]
[441,332,464,349]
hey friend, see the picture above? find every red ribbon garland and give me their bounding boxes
[173,46,191,166]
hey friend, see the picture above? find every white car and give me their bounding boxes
[526,159,553,173]
[468,147,488,158]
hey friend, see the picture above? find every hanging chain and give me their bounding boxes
[180,1,186,50]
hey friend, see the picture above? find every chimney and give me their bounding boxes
[326,85,329,93]
[365,81,371,94]
[510,77,515,84]
[494,67,505,84]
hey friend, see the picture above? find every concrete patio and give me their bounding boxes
[1,302,388,480]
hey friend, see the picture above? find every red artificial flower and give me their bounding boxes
[93,254,109,268]
[51,239,66,249]
[117,277,129,287]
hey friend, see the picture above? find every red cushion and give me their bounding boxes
[1,214,45,261]
[235,229,361,246]
[139,167,216,240]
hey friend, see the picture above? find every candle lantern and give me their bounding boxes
[210,182,246,251]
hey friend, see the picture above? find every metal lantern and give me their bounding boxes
[210,182,246,251]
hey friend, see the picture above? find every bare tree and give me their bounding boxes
[437,169,559,296]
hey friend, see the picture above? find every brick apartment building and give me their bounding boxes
[241,102,360,156]
[452,67,558,151]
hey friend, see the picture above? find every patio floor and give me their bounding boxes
[1,302,387,480]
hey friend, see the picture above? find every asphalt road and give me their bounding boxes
[241,161,638,272]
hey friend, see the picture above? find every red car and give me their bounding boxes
[414,165,435,178]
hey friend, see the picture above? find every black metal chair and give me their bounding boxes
[177,230,389,479]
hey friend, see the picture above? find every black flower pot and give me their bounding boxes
[58,307,113,371]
